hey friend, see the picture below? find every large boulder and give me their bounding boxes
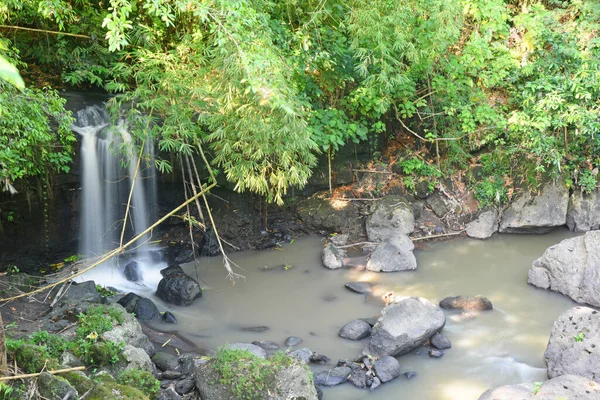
[528,231,600,307]
[156,266,202,306]
[123,260,142,282]
[297,195,364,238]
[545,306,600,381]
[38,372,78,400]
[499,182,569,233]
[366,196,414,242]
[101,304,155,357]
[361,297,445,358]
[118,293,160,321]
[567,190,600,232]
[466,210,498,239]
[366,236,417,272]
[477,374,600,400]
[322,243,345,269]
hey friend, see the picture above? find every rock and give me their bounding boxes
[162,311,178,324]
[545,306,600,381]
[60,351,83,368]
[345,281,373,295]
[366,235,417,272]
[426,193,449,218]
[156,269,202,306]
[499,181,569,233]
[175,379,196,395]
[180,355,196,376]
[134,297,160,321]
[158,388,182,400]
[200,228,221,257]
[322,243,345,269]
[373,356,401,382]
[528,231,600,307]
[349,369,368,389]
[366,196,414,241]
[274,364,319,399]
[359,317,379,327]
[285,336,303,346]
[329,234,349,246]
[309,352,329,364]
[314,366,352,386]
[228,343,267,359]
[297,195,364,238]
[124,260,142,282]
[251,340,279,350]
[477,374,600,400]
[567,190,600,232]
[117,292,141,313]
[289,348,312,363]
[429,349,444,358]
[122,344,153,372]
[404,371,417,379]
[101,304,155,357]
[466,210,499,239]
[62,280,103,304]
[370,376,381,390]
[315,385,323,400]
[338,319,372,340]
[439,295,493,311]
[153,352,180,372]
[161,264,185,277]
[38,371,78,400]
[362,297,445,358]
[430,333,451,349]
[163,370,183,380]
[240,326,269,332]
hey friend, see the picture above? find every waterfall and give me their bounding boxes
[73,105,164,292]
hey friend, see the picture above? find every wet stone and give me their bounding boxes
[314,366,352,386]
[349,369,368,389]
[251,340,279,350]
[345,282,373,295]
[285,336,303,346]
[162,370,182,380]
[373,356,401,382]
[240,326,269,332]
[162,311,178,324]
[404,371,417,379]
[429,349,444,358]
[310,352,330,364]
[175,378,196,395]
[430,333,451,350]
[289,348,312,364]
[370,377,382,390]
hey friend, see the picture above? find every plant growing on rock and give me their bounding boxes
[117,369,160,398]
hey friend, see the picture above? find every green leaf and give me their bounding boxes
[0,55,25,90]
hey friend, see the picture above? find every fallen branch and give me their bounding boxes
[119,137,147,247]
[351,169,394,174]
[336,241,376,249]
[0,25,90,39]
[325,197,383,201]
[411,230,465,242]
[0,366,86,381]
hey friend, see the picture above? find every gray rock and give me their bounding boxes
[162,311,178,324]
[163,370,183,380]
[175,378,196,395]
[251,340,279,350]
[338,319,372,340]
[477,374,600,400]
[240,326,269,332]
[568,190,600,232]
[366,196,414,241]
[528,231,600,307]
[62,280,102,304]
[60,351,83,368]
[161,265,185,277]
[309,352,329,365]
[134,297,160,321]
[314,366,352,386]
[430,333,451,349]
[370,376,381,390]
[122,345,153,372]
[227,343,267,359]
[315,385,323,400]
[404,372,417,379]
[322,243,345,269]
[349,369,368,389]
[366,236,417,272]
[345,281,373,295]
[117,292,141,313]
[439,295,493,311]
[124,260,143,282]
[156,269,202,306]
[158,388,182,400]
[289,347,312,363]
[153,352,180,372]
[180,355,196,376]
[466,210,499,239]
[297,196,364,238]
[359,317,379,327]
[101,304,155,357]
[285,336,303,346]
[273,364,319,399]
[362,297,445,358]
[38,372,78,400]
[429,349,444,358]
[426,193,449,218]
[545,306,600,381]
[329,234,349,246]
[373,356,401,382]
[499,182,569,233]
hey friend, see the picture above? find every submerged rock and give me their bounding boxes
[430,333,452,350]
[428,349,444,358]
[545,306,600,381]
[251,340,279,350]
[477,374,600,400]
[466,210,498,239]
[156,267,202,306]
[366,235,417,272]
[499,181,568,233]
[439,295,493,311]
[528,231,600,307]
[567,190,600,232]
[322,243,345,269]
[366,196,414,241]
[362,297,445,358]
[162,311,178,324]
[345,281,373,295]
[338,319,372,340]
[285,336,303,347]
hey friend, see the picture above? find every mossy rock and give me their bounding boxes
[117,369,160,398]
[38,372,78,400]
[63,371,95,394]
[62,372,149,400]
[16,344,58,373]
[89,342,120,366]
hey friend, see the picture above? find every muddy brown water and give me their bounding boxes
[84,229,581,399]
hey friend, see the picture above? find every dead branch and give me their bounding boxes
[411,230,465,241]
[0,366,86,381]
[0,25,90,38]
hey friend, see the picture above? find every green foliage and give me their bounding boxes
[74,305,124,366]
[0,382,24,400]
[474,177,508,208]
[95,285,116,297]
[64,254,83,263]
[117,369,160,398]
[532,381,542,395]
[9,343,59,373]
[574,332,585,342]
[211,348,301,400]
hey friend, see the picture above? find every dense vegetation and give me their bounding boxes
[0,0,599,205]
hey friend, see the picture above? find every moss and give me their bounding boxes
[117,369,160,399]
[15,344,58,374]
[63,372,95,394]
[86,381,149,400]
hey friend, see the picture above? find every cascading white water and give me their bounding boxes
[73,105,164,292]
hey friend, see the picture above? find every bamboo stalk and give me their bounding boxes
[0,366,86,381]
[119,138,147,247]
[411,230,465,241]
[0,25,90,38]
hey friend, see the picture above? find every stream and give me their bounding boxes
[82,228,581,399]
